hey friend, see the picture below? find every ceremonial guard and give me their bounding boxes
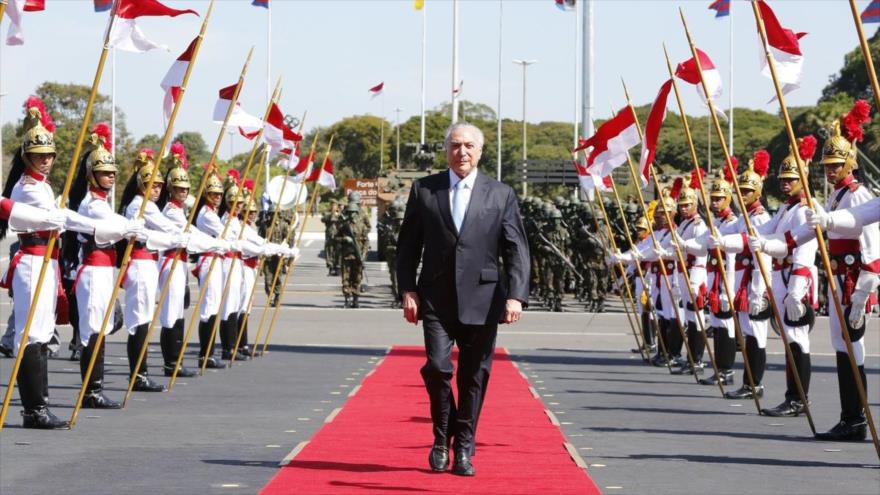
[686,168,739,386]
[194,171,231,369]
[609,216,656,357]
[119,151,188,393]
[0,100,140,428]
[709,151,773,400]
[663,175,709,375]
[337,202,368,308]
[749,137,819,417]
[218,174,247,361]
[766,103,879,440]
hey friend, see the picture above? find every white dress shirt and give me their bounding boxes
[448,168,478,228]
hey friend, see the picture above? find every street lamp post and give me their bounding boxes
[512,59,537,197]
[394,107,402,170]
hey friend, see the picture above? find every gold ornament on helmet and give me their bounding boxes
[634,216,650,232]
[241,179,259,213]
[134,148,155,174]
[84,125,116,188]
[136,161,164,193]
[20,96,57,155]
[821,100,870,182]
[738,150,769,206]
[204,172,224,195]
[223,169,243,208]
[710,157,736,202]
[778,135,818,199]
[167,166,191,190]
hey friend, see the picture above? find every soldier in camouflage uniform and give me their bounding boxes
[539,208,570,312]
[321,201,342,275]
[259,204,293,308]
[336,202,368,308]
[379,204,405,307]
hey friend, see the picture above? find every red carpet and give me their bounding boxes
[260,346,601,495]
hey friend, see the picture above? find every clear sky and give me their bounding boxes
[0,0,873,160]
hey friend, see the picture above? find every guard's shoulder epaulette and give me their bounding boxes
[20,175,37,186]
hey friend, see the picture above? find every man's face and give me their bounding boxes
[779,177,801,197]
[27,152,55,175]
[95,171,115,189]
[446,127,482,178]
[149,182,163,202]
[824,162,848,185]
[171,186,189,203]
[709,195,729,215]
[678,202,696,218]
[206,192,222,208]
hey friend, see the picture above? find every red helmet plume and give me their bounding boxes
[798,135,817,162]
[669,177,684,200]
[91,123,112,152]
[752,150,770,178]
[689,168,706,190]
[723,156,737,184]
[24,95,56,133]
[841,99,871,143]
[243,178,255,192]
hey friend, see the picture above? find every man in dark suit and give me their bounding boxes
[396,122,530,477]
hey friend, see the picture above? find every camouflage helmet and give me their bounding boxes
[136,161,164,193]
[550,208,563,220]
[348,191,363,204]
[553,196,566,208]
[345,202,361,213]
[21,102,56,155]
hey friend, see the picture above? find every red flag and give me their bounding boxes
[306,157,336,191]
[583,107,640,178]
[110,0,198,52]
[756,0,806,97]
[638,79,673,188]
[160,38,198,123]
[369,82,384,99]
[675,48,726,119]
[263,103,303,156]
[116,0,198,19]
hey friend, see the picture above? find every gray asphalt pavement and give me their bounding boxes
[1,237,879,494]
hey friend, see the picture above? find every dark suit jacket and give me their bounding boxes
[395,170,530,326]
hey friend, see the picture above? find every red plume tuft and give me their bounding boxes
[91,123,112,152]
[226,169,240,185]
[798,135,817,162]
[243,178,255,192]
[752,150,770,178]
[689,168,706,190]
[723,157,737,184]
[842,99,872,143]
[170,141,188,170]
[139,147,155,159]
[23,95,56,133]
[670,177,683,200]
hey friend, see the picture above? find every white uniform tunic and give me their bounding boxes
[642,228,683,322]
[683,210,739,337]
[618,235,654,314]
[824,179,880,365]
[123,195,177,331]
[239,221,266,312]
[732,204,772,348]
[660,214,708,324]
[755,198,818,353]
[158,200,189,327]
[196,205,225,322]
[220,214,244,320]
[74,189,120,346]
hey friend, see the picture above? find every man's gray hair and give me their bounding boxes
[444,122,484,150]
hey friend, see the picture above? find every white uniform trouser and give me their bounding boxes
[829,284,869,365]
[735,269,769,348]
[240,262,257,311]
[770,270,812,354]
[220,256,243,320]
[123,258,159,332]
[707,270,736,338]
[198,255,222,322]
[678,268,706,326]
[11,254,57,354]
[655,267,684,322]
[158,254,187,328]
[75,265,115,346]
[633,276,644,314]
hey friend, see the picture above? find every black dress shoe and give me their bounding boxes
[761,399,806,417]
[132,374,166,392]
[238,346,253,358]
[0,344,13,358]
[650,355,671,367]
[815,420,868,442]
[428,445,449,472]
[699,370,734,386]
[81,391,122,409]
[724,384,764,400]
[452,451,475,477]
[199,357,227,369]
[164,365,197,377]
[22,407,69,429]
[69,348,81,361]
[671,361,704,375]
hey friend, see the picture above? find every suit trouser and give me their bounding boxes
[421,312,497,454]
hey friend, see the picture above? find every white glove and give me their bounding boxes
[209,239,230,255]
[656,246,673,259]
[708,233,743,252]
[125,219,146,239]
[228,239,243,253]
[849,272,880,328]
[719,291,731,313]
[747,234,765,254]
[630,248,643,262]
[805,202,830,230]
[174,232,190,250]
[748,291,767,317]
[784,274,810,322]
[286,246,301,260]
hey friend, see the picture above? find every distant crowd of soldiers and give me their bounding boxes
[321,192,371,308]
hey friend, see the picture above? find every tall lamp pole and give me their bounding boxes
[394,107,402,170]
[512,59,537,197]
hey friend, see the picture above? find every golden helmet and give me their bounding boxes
[224,174,243,208]
[134,148,155,173]
[205,172,224,195]
[21,107,56,155]
[84,132,116,188]
[676,173,702,207]
[738,150,769,204]
[709,176,732,199]
[243,191,259,213]
[167,166,191,190]
[634,216,650,232]
[821,100,870,170]
[136,161,164,192]
[779,135,817,180]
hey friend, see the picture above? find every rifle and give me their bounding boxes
[536,231,583,282]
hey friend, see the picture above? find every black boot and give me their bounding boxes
[198,316,226,369]
[725,336,764,400]
[352,294,360,309]
[236,313,251,358]
[164,319,196,377]
[665,319,684,363]
[686,320,705,366]
[80,335,121,409]
[651,318,672,367]
[19,343,68,429]
[128,324,165,392]
[764,343,811,416]
[699,329,735,386]
[220,317,235,360]
[40,344,50,405]
[816,352,868,441]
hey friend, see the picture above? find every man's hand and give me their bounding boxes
[402,291,420,324]
[503,299,523,324]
